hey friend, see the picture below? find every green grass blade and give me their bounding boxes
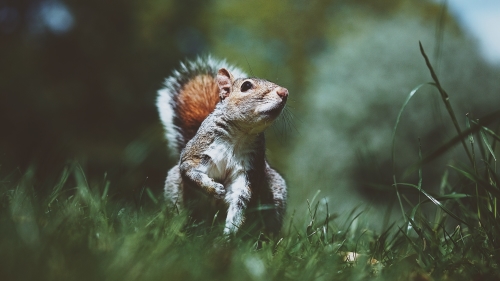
[480,129,497,162]
[466,114,481,221]
[419,41,473,164]
[478,124,500,142]
[392,83,431,221]
[404,110,500,177]
[396,183,470,227]
[391,83,432,171]
[449,165,500,198]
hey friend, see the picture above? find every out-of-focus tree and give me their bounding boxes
[286,2,500,224]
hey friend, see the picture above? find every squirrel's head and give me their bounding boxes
[216,68,288,134]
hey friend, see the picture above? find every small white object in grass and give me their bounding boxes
[244,256,265,279]
[342,252,379,265]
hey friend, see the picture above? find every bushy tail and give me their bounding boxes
[156,56,247,156]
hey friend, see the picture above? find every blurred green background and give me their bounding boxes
[1,0,499,218]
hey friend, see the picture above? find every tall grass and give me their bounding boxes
[2,48,500,280]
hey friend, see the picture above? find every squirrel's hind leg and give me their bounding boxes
[164,165,183,213]
[263,163,287,237]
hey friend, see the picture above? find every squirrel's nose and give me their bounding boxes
[276,87,289,99]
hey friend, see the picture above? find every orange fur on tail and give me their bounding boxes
[156,56,247,156]
[177,75,219,143]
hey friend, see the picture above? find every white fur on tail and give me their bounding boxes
[156,56,247,156]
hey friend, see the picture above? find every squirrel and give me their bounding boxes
[156,56,288,237]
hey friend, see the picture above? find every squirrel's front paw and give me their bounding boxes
[212,182,226,199]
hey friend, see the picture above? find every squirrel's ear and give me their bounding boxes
[217,68,234,100]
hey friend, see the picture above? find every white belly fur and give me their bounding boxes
[202,139,253,189]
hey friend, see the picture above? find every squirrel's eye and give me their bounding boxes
[240,81,253,92]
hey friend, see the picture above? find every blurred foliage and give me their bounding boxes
[284,2,500,218]
[1,0,499,217]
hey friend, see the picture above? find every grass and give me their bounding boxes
[2,46,500,281]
